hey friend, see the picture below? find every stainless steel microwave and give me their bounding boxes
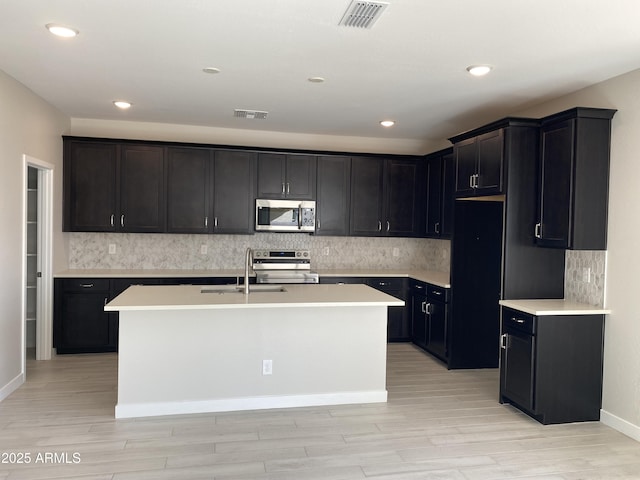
[255,199,316,232]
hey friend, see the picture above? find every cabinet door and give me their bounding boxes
[454,137,477,196]
[475,129,504,195]
[350,157,384,236]
[411,294,428,348]
[316,156,350,236]
[386,158,421,236]
[501,329,535,411]
[59,293,110,349]
[257,153,286,198]
[426,301,448,360]
[119,145,166,232]
[425,155,443,237]
[166,147,211,233]
[64,141,117,231]
[440,152,455,238]
[286,155,316,199]
[537,119,574,248]
[213,150,256,234]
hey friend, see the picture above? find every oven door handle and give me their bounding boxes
[298,205,302,229]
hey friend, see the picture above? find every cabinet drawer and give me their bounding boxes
[427,284,449,303]
[366,277,405,291]
[410,280,427,294]
[319,276,366,285]
[59,278,110,293]
[502,307,536,334]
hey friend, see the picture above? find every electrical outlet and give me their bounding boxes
[582,267,592,283]
[200,244,208,255]
[392,247,399,257]
[262,359,273,375]
[108,244,116,255]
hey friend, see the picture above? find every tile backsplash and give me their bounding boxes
[564,250,606,307]
[67,233,607,306]
[68,233,451,272]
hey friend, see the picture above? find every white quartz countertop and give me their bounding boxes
[499,299,611,316]
[55,269,450,288]
[105,283,406,311]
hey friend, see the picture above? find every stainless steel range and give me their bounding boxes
[252,249,319,284]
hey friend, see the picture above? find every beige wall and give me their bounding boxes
[515,69,640,439]
[0,70,69,400]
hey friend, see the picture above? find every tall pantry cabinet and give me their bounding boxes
[448,118,566,369]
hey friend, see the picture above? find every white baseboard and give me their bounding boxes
[116,390,387,419]
[601,409,640,442]
[0,372,25,403]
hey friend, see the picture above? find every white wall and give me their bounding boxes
[0,70,69,400]
[70,118,444,156]
[514,68,640,440]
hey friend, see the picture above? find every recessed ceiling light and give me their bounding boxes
[380,120,395,127]
[45,23,79,38]
[202,67,221,74]
[308,77,325,83]
[113,101,132,109]
[466,65,493,77]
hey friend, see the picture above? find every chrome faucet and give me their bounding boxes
[244,247,253,295]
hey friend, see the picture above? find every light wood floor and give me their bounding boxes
[1,344,639,480]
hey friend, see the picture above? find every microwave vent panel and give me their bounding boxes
[339,1,389,29]
[234,109,268,120]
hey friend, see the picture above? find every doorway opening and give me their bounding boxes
[23,155,54,369]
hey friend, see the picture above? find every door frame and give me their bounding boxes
[22,155,54,365]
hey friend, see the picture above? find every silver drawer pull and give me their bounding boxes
[80,283,94,288]
[432,291,442,295]
[512,317,526,324]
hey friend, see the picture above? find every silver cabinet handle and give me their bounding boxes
[421,301,427,313]
[425,302,432,314]
[535,223,542,239]
[415,285,424,290]
[435,222,440,234]
[501,333,508,350]
[317,219,320,230]
[110,214,115,227]
[286,183,290,195]
[80,283,94,288]
[204,216,208,227]
[475,174,480,188]
[469,175,474,188]
[386,221,390,232]
[511,317,526,324]
[377,220,382,231]
[104,297,108,306]
[298,206,302,229]
[120,214,125,227]
[281,183,286,194]
[214,217,218,227]
[432,291,442,296]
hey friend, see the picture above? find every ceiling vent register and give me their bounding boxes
[339,1,389,29]
[233,109,268,120]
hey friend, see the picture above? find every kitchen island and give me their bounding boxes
[105,283,403,419]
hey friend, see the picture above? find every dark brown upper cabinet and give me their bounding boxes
[535,107,616,250]
[63,140,118,232]
[63,139,165,233]
[166,147,212,234]
[257,153,316,199]
[315,155,351,236]
[212,150,256,234]
[350,157,423,237]
[424,147,454,238]
[453,129,504,197]
[166,147,256,234]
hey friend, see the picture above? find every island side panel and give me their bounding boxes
[116,305,388,418]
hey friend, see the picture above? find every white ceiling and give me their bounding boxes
[2,0,640,145]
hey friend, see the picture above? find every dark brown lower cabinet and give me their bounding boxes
[500,307,605,424]
[366,278,409,342]
[410,280,450,362]
[54,277,237,353]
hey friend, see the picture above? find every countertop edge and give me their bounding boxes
[499,299,611,316]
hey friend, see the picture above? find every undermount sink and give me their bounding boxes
[200,285,286,294]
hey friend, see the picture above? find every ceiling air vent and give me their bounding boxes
[339,1,389,29]
[234,109,268,120]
